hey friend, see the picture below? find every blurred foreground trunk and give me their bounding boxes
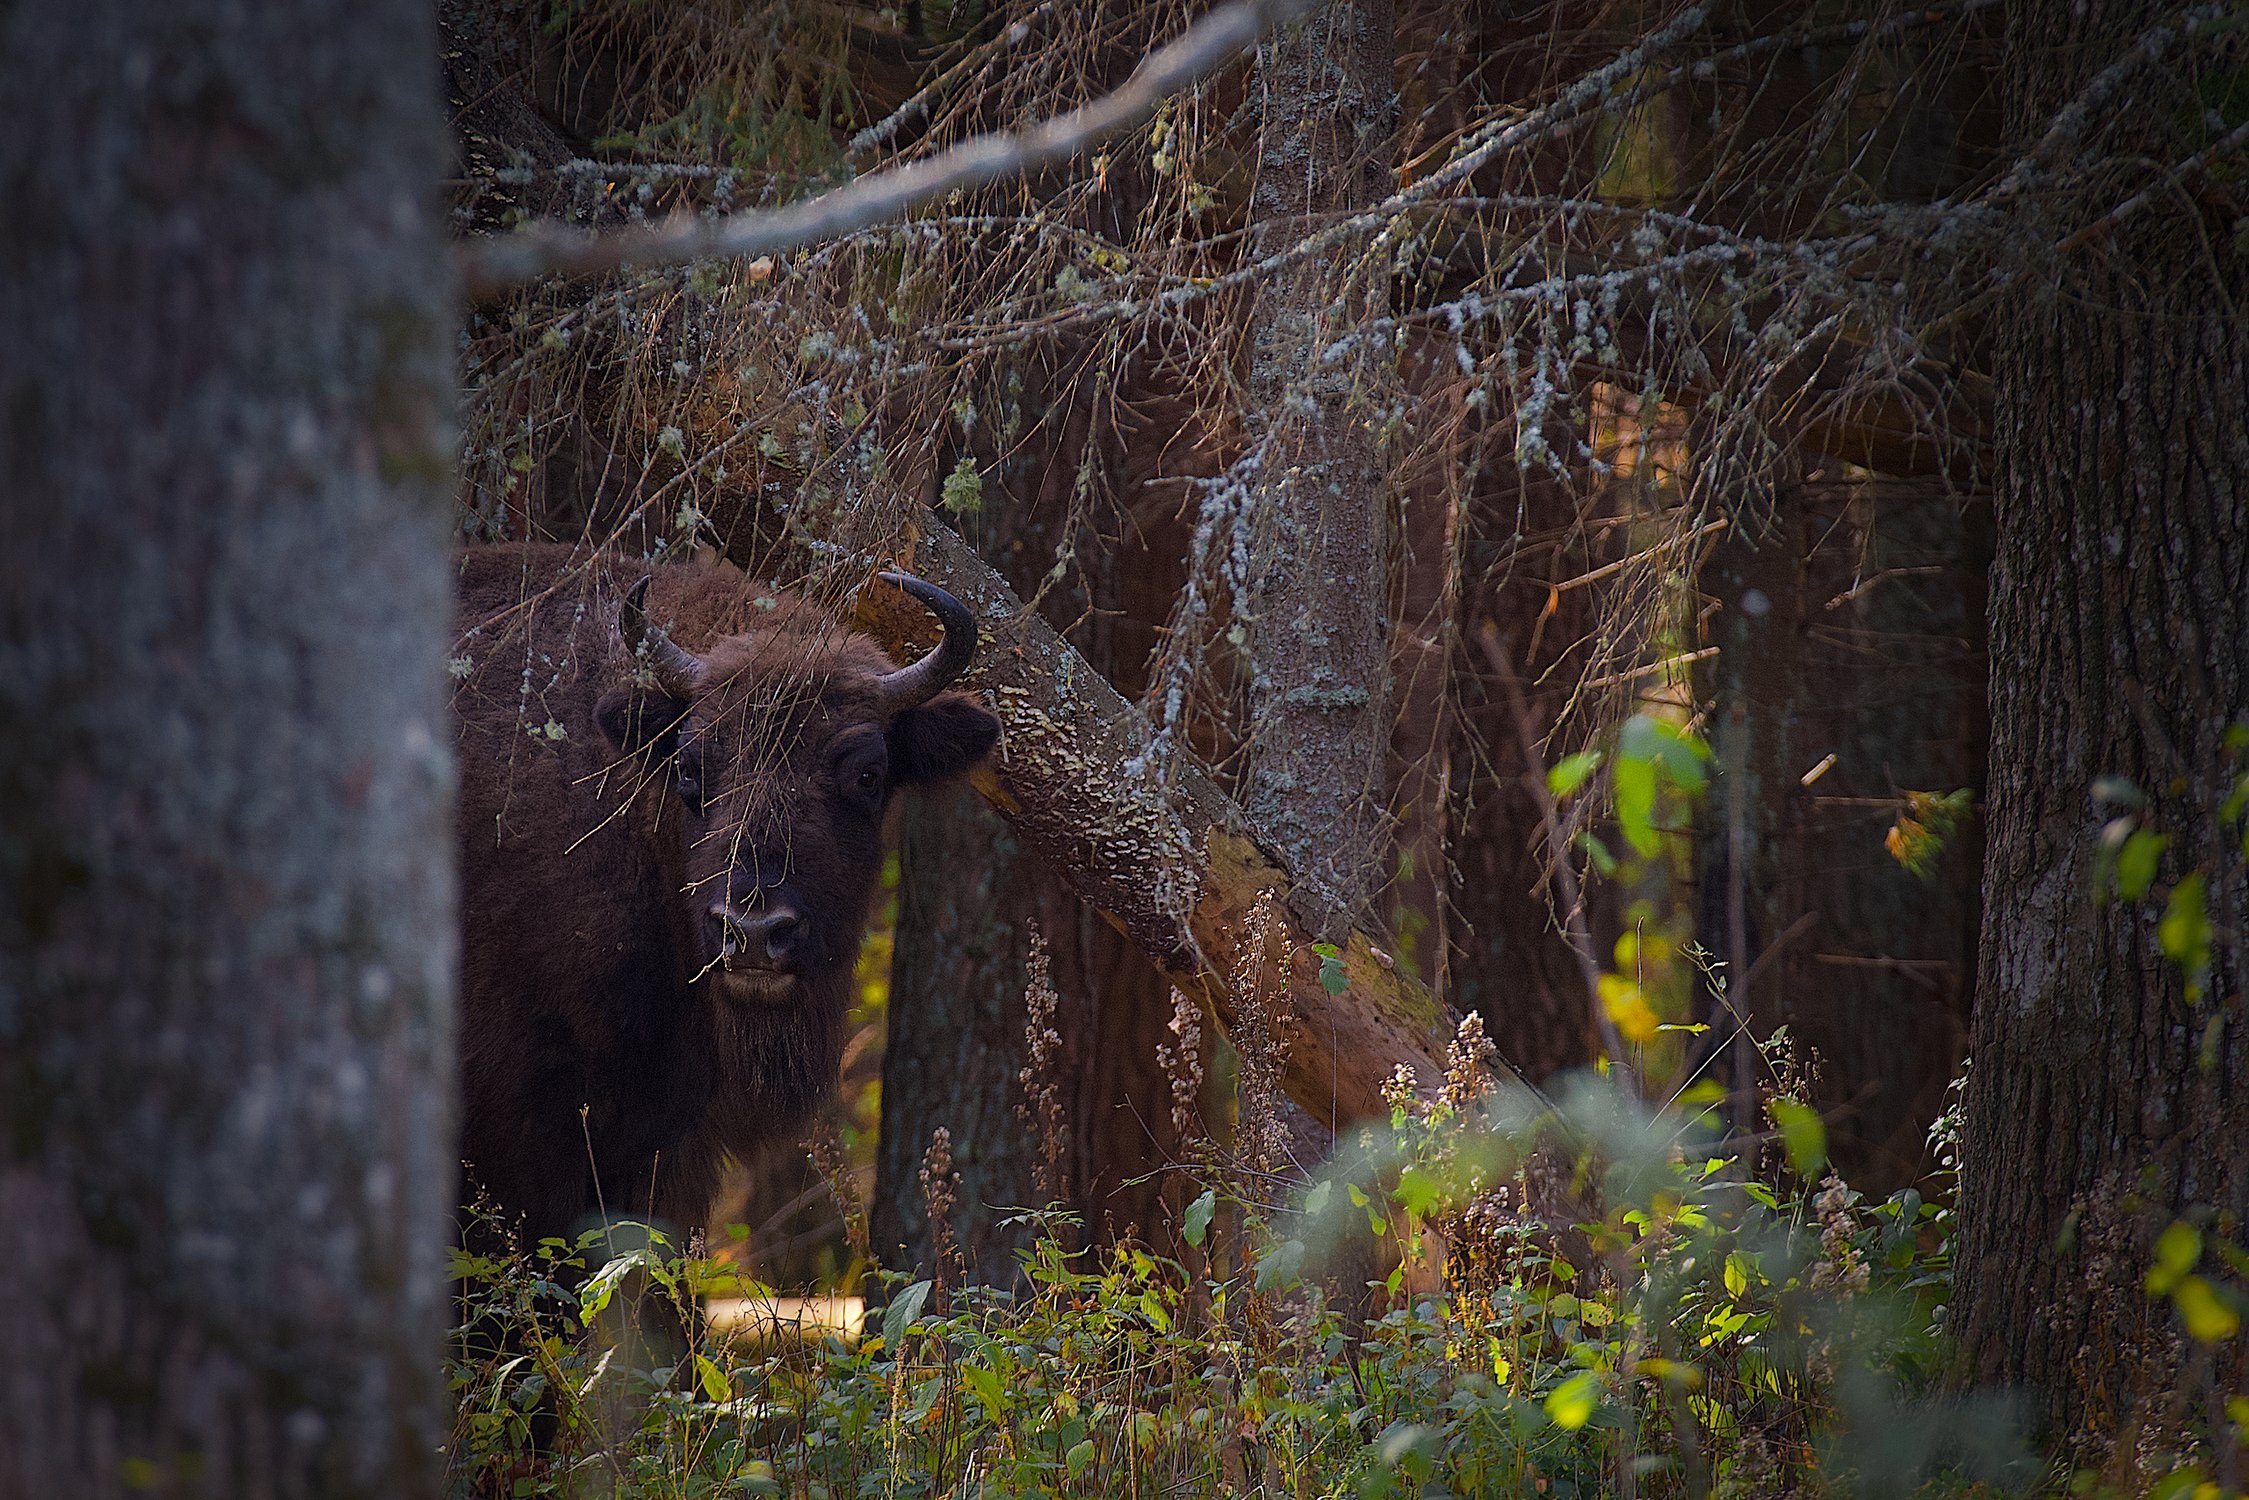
[0,2,458,1494]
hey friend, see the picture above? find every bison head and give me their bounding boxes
[592,571,999,1007]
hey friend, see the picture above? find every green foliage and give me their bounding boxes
[2095,729,2249,1006]
[940,454,984,517]
[1884,789,1975,881]
[1614,713,1709,858]
[446,1075,2031,1499]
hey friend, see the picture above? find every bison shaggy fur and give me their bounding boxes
[449,543,997,1248]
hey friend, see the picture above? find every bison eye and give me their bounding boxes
[675,756,708,815]
[830,732,889,815]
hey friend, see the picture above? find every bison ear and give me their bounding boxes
[595,686,687,757]
[888,691,999,785]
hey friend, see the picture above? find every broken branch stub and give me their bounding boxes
[855,516,1475,1129]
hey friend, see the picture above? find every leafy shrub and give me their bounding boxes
[445,1062,2034,1499]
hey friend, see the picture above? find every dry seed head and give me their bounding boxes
[1014,922,1069,1200]
[1155,986,1205,1144]
[808,1115,869,1264]
[1442,1010,1496,1112]
[920,1125,960,1289]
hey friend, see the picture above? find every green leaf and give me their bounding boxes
[1548,749,1604,798]
[1378,1423,1438,1482]
[2118,829,2168,901]
[1576,831,1619,877]
[1724,1250,1754,1300]
[577,1246,654,1321]
[1183,1190,1216,1247]
[959,1362,1006,1421]
[1395,1166,1442,1218]
[693,1353,730,1404]
[1066,1439,1097,1478]
[1545,1371,1602,1431]
[1769,1098,1827,1178]
[2148,1221,2203,1296]
[1254,1238,1305,1292]
[2160,874,2214,992]
[2218,772,2249,827]
[882,1279,932,1350]
[1304,1180,1333,1217]
[2150,1467,2209,1500]
[1614,753,1660,857]
[1318,953,1350,996]
[2174,1276,2241,1343]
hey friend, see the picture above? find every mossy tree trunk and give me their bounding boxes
[0,1,458,1493]
[1956,0,2249,1457]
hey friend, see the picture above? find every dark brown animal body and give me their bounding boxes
[450,543,997,1247]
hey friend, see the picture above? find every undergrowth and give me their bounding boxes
[447,1060,2042,1500]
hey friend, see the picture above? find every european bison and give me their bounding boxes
[450,543,998,1248]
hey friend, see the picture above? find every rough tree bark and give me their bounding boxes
[1240,0,1399,939]
[0,2,458,1495]
[1956,0,2249,1458]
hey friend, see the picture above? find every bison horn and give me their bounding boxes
[620,576,705,698]
[871,570,977,710]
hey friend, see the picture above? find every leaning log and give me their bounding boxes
[855,512,1473,1132]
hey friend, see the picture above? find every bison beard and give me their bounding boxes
[450,544,999,1251]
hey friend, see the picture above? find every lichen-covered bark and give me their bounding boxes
[0,1,457,1494]
[857,513,1465,1131]
[1956,0,2249,1452]
[1240,0,1399,938]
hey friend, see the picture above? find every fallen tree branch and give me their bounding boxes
[456,0,1312,303]
[853,512,1471,1129]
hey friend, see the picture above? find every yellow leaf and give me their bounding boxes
[1598,974,1661,1045]
[1545,1371,1601,1431]
[2147,1220,2202,1296]
[2174,1276,2241,1343]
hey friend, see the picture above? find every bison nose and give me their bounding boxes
[711,903,805,971]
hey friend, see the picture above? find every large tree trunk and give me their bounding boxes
[0,2,458,1494]
[1956,0,2249,1458]
[1240,0,1398,940]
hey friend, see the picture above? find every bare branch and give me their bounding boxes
[456,0,1313,303]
